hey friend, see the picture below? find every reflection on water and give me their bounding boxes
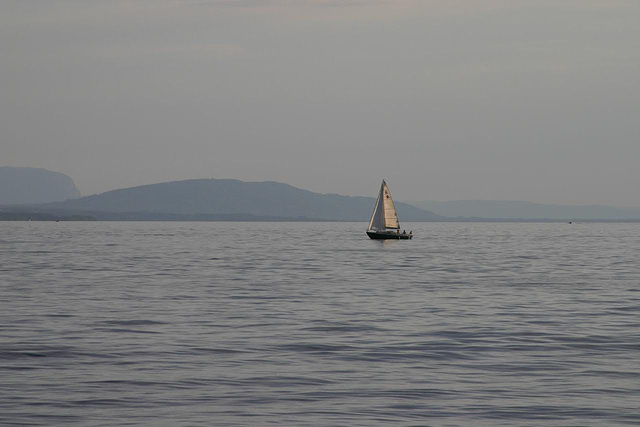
[1,221,639,426]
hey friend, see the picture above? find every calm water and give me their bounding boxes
[1,221,639,426]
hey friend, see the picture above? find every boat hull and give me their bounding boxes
[366,231,412,240]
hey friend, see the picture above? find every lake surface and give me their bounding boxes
[1,221,639,426]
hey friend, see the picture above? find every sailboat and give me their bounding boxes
[366,180,413,240]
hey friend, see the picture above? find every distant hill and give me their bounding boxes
[0,166,81,205]
[41,179,443,222]
[409,200,640,220]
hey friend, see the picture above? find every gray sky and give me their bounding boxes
[2,0,639,206]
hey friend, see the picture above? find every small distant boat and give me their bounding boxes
[366,180,412,240]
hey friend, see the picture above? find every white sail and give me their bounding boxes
[381,181,399,229]
[368,180,400,231]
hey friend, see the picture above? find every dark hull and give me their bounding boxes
[367,231,412,240]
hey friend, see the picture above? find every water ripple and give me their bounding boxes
[1,221,639,426]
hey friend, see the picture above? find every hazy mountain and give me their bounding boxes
[409,200,640,220]
[0,167,81,205]
[43,179,443,222]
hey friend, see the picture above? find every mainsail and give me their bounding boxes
[368,180,400,230]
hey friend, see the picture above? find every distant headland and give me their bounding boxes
[0,166,81,205]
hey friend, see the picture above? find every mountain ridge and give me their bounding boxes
[5,174,639,222]
[39,178,443,222]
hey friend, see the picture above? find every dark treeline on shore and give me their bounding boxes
[0,211,96,221]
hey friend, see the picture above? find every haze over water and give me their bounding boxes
[1,222,639,426]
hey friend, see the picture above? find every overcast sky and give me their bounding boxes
[2,0,639,206]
